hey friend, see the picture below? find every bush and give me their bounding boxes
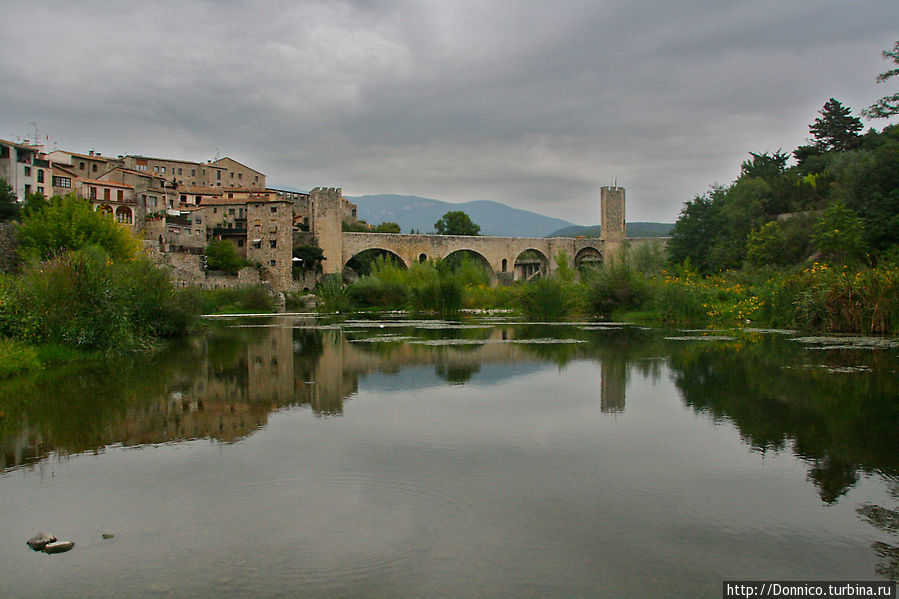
[205,238,248,274]
[198,286,276,314]
[316,276,353,313]
[516,276,582,321]
[0,339,40,378]
[16,194,140,261]
[348,277,409,308]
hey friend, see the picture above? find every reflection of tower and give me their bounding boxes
[600,357,626,413]
[306,331,357,415]
[248,325,295,404]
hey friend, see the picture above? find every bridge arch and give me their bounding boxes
[574,246,603,269]
[442,249,496,285]
[513,248,549,281]
[344,247,408,280]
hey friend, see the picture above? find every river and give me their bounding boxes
[1,315,897,597]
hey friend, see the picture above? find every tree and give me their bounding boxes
[205,238,247,274]
[373,222,401,233]
[0,178,19,222]
[809,98,863,152]
[862,40,899,119]
[739,150,788,183]
[23,191,48,216]
[813,203,867,265]
[434,211,480,235]
[16,193,140,261]
[292,244,325,275]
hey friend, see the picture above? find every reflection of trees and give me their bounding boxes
[435,362,480,384]
[666,338,899,503]
[857,481,899,581]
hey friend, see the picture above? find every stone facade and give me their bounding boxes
[210,157,265,189]
[311,187,346,275]
[600,186,626,242]
[246,198,292,290]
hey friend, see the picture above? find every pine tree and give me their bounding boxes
[809,98,863,152]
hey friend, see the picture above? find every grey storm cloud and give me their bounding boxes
[0,0,895,223]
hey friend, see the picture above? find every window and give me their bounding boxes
[154,166,159,173]
[228,208,235,215]
[37,169,44,183]
[216,171,221,180]
[24,184,31,195]
[89,187,97,199]
[270,260,276,267]
[269,240,277,248]
[230,172,234,179]
[213,207,218,214]
[238,173,243,180]
[24,166,31,176]
[255,175,259,183]
[270,206,277,213]
[117,190,124,201]
[254,219,261,227]
[178,168,182,175]
[191,169,196,176]
[195,216,202,224]
[228,193,233,199]
[104,188,110,201]
[161,167,166,174]
[253,240,261,249]
[92,164,97,172]
[79,162,85,170]
[37,186,44,195]
[237,239,244,247]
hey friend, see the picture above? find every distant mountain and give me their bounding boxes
[347,194,576,238]
[547,222,674,238]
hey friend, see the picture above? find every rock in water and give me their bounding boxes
[26,533,56,551]
[42,541,75,554]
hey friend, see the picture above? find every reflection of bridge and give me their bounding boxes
[312,186,629,283]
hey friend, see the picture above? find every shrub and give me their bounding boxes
[516,276,581,321]
[0,339,40,378]
[198,286,276,314]
[316,276,353,313]
[16,194,140,261]
[205,238,248,274]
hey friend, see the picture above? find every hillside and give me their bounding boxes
[348,194,576,238]
[547,222,674,238]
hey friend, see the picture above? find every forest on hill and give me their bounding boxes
[669,96,898,273]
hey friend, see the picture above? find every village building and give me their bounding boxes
[0,138,39,201]
[79,178,137,226]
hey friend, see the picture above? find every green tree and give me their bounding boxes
[23,192,48,216]
[813,203,867,265]
[434,211,480,235]
[0,178,19,222]
[739,150,789,183]
[292,244,325,275]
[809,98,863,152]
[205,238,247,274]
[373,222,401,233]
[862,40,899,119]
[16,193,139,261]
[668,190,725,274]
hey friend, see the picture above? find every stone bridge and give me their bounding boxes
[312,185,631,284]
[341,232,610,283]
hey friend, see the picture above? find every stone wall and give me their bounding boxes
[311,187,344,275]
[600,186,626,242]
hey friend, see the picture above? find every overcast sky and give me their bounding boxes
[1,1,895,223]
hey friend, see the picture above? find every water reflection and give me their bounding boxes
[0,319,643,471]
[1,317,897,584]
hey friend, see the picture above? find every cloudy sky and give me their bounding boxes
[1,1,895,224]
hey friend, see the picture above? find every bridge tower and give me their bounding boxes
[600,186,625,242]
[311,187,344,275]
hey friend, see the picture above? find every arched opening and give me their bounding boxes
[513,249,549,281]
[344,248,407,282]
[442,250,495,286]
[574,247,603,271]
[115,206,133,224]
[418,253,428,263]
[97,204,113,215]
[501,258,508,272]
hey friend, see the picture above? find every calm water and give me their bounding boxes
[1,315,897,598]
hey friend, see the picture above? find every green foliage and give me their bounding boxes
[746,218,814,267]
[205,238,248,274]
[196,286,276,314]
[374,222,401,233]
[516,276,581,321]
[16,193,139,261]
[316,275,353,313]
[0,178,20,222]
[434,211,481,236]
[0,339,40,378]
[23,192,48,216]
[809,98,863,152]
[292,244,325,276]
[587,251,651,318]
[812,203,867,265]
[0,247,200,351]
[862,40,899,119]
